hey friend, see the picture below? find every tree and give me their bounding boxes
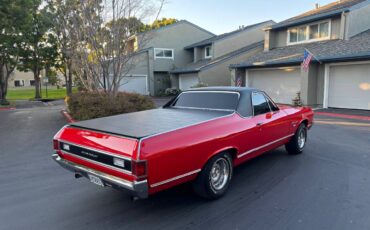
[0,0,32,104]
[46,0,78,96]
[66,0,165,96]
[18,0,58,99]
[142,17,178,31]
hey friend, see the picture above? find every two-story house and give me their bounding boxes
[230,0,370,110]
[121,20,214,96]
[169,21,274,90]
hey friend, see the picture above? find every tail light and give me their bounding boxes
[53,139,60,150]
[132,160,147,180]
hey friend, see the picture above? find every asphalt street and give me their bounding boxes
[0,105,370,230]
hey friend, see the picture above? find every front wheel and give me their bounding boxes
[285,123,307,154]
[193,152,233,199]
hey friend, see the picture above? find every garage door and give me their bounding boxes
[329,64,370,110]
[249,68,301,104]
[179,74,199,90]
[118,75,148,95]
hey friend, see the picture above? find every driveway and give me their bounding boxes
[0,107,370,230]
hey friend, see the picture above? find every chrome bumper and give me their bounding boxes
[52,154,148,199]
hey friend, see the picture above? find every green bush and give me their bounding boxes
[66,91,155,120]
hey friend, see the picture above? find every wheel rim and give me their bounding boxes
[209,158,230,192]
[298,128,306,149]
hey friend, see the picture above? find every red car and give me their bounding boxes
[53,87,313,199]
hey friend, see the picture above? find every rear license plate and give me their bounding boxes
[88,174,105,187]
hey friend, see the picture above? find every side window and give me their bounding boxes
[264,94,279,111]
[252,92,271,116]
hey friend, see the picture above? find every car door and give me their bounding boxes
[250,92,289,151]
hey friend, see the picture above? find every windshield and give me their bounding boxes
[171,91,239,111]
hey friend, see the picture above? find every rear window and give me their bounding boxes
[172,92,239,111]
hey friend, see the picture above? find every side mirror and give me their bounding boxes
[265,113,272,119]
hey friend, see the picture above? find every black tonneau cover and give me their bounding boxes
[70,108,233,139]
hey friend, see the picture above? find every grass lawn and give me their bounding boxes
[7,87,77,100]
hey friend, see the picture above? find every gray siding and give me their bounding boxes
[346,2,370,38]
[141,22,214,70]
[200,46,263,86]
[213,22,272,58]
[268,17,342,49]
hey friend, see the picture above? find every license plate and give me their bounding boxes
[88,174,105,187]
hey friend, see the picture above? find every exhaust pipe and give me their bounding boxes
[75,173,82,179]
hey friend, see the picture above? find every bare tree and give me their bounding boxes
[66,0,165,96]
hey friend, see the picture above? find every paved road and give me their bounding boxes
[1,107,370,230]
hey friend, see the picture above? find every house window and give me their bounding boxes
[154,48,174,59]
[288,20,330,45]
[205,46,212,58]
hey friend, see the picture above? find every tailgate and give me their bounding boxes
[54,126,139,180]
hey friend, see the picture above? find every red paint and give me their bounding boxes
[54,105,313,196]
[61,110,77,123]
[0,107,15,111]
[315,112,370,121]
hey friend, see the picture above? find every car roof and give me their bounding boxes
[184,86,260,94]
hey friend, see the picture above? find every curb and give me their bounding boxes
[0,107,16,111]
[315,112,370,121]
[61,110,77,123]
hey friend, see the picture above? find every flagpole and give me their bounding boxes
[305,48,322,64]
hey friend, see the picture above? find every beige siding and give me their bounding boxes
[8,70,34,88]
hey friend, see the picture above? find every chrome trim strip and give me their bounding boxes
[172,106,235,112]
[136,112,236,160]
[237,134,295,159]
[150,169,201,188]
[59,140,132,161]
[61,151,133,175]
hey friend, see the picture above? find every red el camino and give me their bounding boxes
[53,87,314,199]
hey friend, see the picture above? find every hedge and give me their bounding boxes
[66,91,155,120]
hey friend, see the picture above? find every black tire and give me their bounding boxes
[193,152,233,200]
[285,123,307,155]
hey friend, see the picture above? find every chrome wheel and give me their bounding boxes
[298,128,306,149]
[209,158,230,192]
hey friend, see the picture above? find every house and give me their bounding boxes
[121,20,215,96]
[230,0,370,110]
[8,70,35,88]
[169,21,275,90]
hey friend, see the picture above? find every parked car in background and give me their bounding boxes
[52,87,314,199]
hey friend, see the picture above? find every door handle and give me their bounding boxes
[256,122,264,126]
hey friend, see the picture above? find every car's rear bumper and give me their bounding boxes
[52,154,148,199]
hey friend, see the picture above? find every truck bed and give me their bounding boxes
[70,108,233,139]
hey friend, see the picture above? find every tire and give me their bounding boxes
[193,152,233,200]
[285,123,307,155]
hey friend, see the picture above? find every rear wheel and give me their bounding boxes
[193,152,233,199]
[285,123,307,154]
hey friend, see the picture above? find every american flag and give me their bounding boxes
[236,76,242,87]
[302,49,314,71]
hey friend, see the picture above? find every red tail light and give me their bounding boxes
[53,139,60,150]
[132,160,147,180]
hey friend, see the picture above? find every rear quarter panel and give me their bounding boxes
[140,113,256,194]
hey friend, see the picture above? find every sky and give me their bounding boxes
[159,0,336,35]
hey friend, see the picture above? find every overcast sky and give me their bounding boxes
[159,0,336,34]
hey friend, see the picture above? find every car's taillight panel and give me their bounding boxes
[132,160,147,180]
[53,139,60,150]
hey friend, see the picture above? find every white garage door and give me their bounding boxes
[249,68,301,104]
[179,75,199,90]
[119,75,148,95]
[329,64,370,110]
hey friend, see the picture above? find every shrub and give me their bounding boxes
[66,91,155,120]
[165,88,181,96]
